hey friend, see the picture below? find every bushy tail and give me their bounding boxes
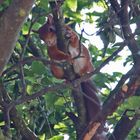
[81,80,101,122]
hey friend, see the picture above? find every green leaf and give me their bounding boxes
[39,134,45,140]
[108,31,116,43]
[22,23,30,35]
[45,93,58,107]
[49,135,64,140]
[31,61,46,75]
[39,0,49,10]
[66,0,77,12]
[119,97,140,112]
[112,72,122,78]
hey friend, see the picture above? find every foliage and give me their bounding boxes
[1,0,140,140]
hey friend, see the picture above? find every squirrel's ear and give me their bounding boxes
[47,14,53,24]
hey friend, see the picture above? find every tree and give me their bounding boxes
[0,0,140,140]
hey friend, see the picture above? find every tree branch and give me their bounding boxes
[81,67,137,139]
[49,1,76,81]
[49,0,66,52]
[0,80,38,140]
[108,109,139,140]
[0,0,34,75]
[2,56,61,76]
[110,0,140,65]
[49,2,88,138]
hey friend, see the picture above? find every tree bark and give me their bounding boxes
[0,0,35,75]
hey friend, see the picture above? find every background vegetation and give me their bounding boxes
[0,0,140,139]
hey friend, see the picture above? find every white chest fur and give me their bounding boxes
[69,45,86,74]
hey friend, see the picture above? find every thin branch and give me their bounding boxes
[72,29,84,60]
[73,42,126,85]
[2,56,62,76]
[71,86,87,137]
[3,102,15,135]
[66,112,78,125]
[0,63,131,128]
[0,36,131,140]
[19,15,37,96]
[81,90,100,107]
[3,40,126,87]
[38,98,53,136]
[94,42,126,74]
[3,76,19,83]
[109,0,121,14]
[1,41,126,104]
[110,0,140,64]
[13,82,72,105]
[0,80,38,140]
[49,0,67,52]
[49,1,77,81]
[19,65,26,95]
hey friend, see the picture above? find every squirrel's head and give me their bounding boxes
[38,14,57,47]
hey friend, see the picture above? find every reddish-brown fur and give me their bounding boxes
[38,16,102,138]
[38,14,94,78]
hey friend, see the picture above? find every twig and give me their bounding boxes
[66,112,78,125]
[94,42,126,74]
[73,29,84,60]
[13,82,72,105]
[2,41,127,105]
[75,87,100,107]
[3,76,19,83]
[110,0,140,65]
[2,56,62,76]
[0,42,129,137]
[19,15,37,96]
[123,109,135,115]
[3,102,15,134]
[49,0,67,52]
[0,80,11,134]
[57,91,73,112]
[38,98,53,136]
[73,42,127,85]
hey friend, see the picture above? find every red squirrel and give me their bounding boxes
[38,14,101,124]
[38,14,94,79]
